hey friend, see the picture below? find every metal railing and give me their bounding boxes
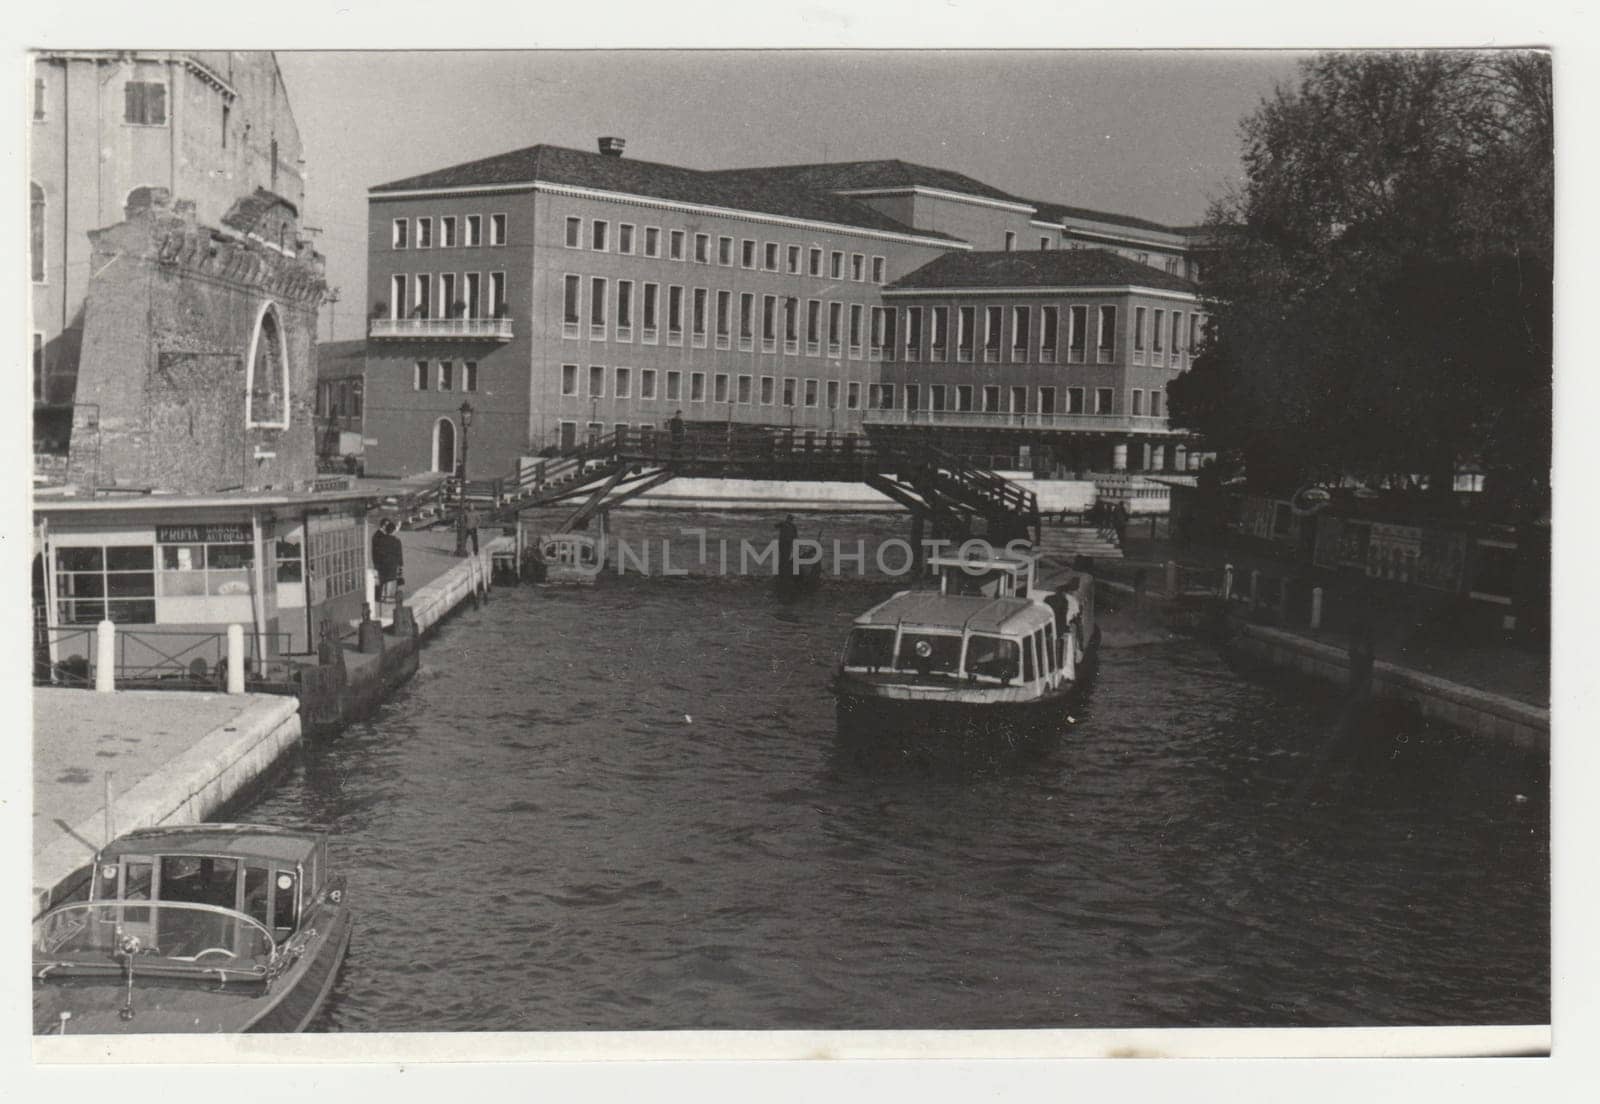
[863,409,1175,434]
[37,625,298,688]
[369,317,514,341]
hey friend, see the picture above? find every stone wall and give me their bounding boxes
[68,200,325,493]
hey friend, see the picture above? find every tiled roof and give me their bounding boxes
[1030,200,1179,237]
[708,159,1031,206]
[888,249,1198,293]
[372,145,957,240]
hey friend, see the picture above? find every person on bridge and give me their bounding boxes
[776,514,798,579]
[669,410,686,458]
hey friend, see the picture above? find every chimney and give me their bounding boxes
[598,136,626,158]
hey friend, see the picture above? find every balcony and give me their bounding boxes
[370,317,513,341]
[862,408,1177,435]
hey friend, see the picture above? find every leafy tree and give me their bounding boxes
[1169,50,1552,515]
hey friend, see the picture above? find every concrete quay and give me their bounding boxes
[32,529,512,916]
[32,690,301,915]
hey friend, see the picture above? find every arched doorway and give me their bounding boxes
[434,417,457,473]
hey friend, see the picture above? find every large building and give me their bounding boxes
[30,51,306,451]
[362,139,1208,481]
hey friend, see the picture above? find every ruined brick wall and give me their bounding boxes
[68,202,324,493]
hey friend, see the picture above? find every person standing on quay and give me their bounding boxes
[463,502,481,556]
[776,513,799,579]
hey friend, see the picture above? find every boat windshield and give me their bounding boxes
[964,633,1021,682]
[942,567,1013,598]
[33,901,275,975]
[843,627,895,669]
[894,630,962,675]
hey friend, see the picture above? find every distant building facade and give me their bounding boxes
[362,140,1208,481]
[30,51,306,450]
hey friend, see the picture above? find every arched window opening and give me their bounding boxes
[246,303,289,428]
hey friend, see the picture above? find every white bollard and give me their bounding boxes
[1311,586,1324,629]
[226,624,246,694]
[365,566,378,611]
[95,619,116,693]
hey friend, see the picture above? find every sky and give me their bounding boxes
[274,50,1310,342]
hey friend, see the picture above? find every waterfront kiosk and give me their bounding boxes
[34,487,379,681]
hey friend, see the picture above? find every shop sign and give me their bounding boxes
[156,524,252,544]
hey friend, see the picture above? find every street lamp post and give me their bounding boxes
[454,400,474,557]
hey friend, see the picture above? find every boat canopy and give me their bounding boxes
[99,824,320,866]
[34,900,277,979]
[853,592,1046,636]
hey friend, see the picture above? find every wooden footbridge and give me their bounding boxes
[407,421,1041,549]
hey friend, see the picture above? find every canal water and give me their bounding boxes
[242,513,1549,1032]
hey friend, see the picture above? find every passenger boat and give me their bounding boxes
[33,824,352,1034]
[532,531,603,585]
[833,547,1099,747]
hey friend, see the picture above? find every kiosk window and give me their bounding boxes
[55,545,155,624]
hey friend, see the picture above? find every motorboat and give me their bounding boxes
[33,823,352,1034]
[833,546,1099,747]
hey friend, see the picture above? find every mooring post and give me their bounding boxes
[95,619,116,693]
[1277,576,1292,623]
[226,625,245,694]
[1311,586,1324,629]
[1165,559,1178,597]
[1222,563,1234,601]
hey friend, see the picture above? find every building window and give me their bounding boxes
[1010,306,1029,360]
[880,385,897,410]
[930,384,946,412]
[1009,386,1026,413]
[1038,386,1055,414]
[694,233,710,263]
[830,251,844,279]
[827,302,843,353]
[847,381,861,410]
[617,280,634,339]
[1068,387,1084,414]
[1003,231,1016,252]
[31,183,45,282]
[871,256,886,283]
[666,370,682,401]
[246,304,289,427]
[1069,305,1088,362]
[784,298,798,346]
[1153,309,1165,352]
[1040,236,1051,250]
[984,306,1002,361]
[619,224,635,254]
[588,365,604,398]
[715,290,731,346]
[1172,313,1183,356]
[982,385,1001,413]
[392,218,409,249]
[1095,387,1114,414]
[764,242,780,271]
[905,307,923,359]
[55,544,156,625]
[440,273,459,316]
[615,367,632,398]
[412,274,433,319]
[416,217,433,249]
[123,80,167,125]
[804,379,819,407]
[690,372,706,402]
[441,216,457,248]
[1189,313,1200,352]
[565,217,582,248]
[1150,390,1162,417]
[562,364,578,396]
[563,274,581,331]
[809,247,823,277]
[1134,306,1146,352]
[849,304,863,354]
[669,230,685,260]
[739,293,755,347]
[782,377,797,407]
[761,376,776,405]
[643,283,660,339]
[1097,306,1117,361]
[692,287,708,341]
[806,300,821,350]
[719,236,734,266]
[850,254,864,281]
[736,375,753,404]
[714,373,730,403]
[641,368,657,399]
[439,361,454,391]
[1131,388,1143,415]
[415,361,430,391]
[591,220,609,252]
[591,277,608,336]
[489,214,507,246]
[905,384,920,411]
[957,385,974,412]
[34,76,45,121]
[787,245,801,274]
[668,285,684,340]
[465,215,481,246]
[645,226,661,257]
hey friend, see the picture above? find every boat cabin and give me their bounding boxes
[931,548,1037,600]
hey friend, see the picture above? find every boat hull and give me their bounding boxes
[34,903,352,1035]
